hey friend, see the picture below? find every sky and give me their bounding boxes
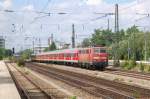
[0,0,149,52]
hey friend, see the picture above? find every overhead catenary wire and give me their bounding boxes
[1,0,150,51]
[119,0,149,12]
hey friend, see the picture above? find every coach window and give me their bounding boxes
[75,53,77,57]
[86,50,89,54]
[69,54,71,57]
[66,54,69,57]
[89,49,91,53]
[70,53,72,57]
[72,53,75,57]
[61,54,63,57]
[83,50,86,54]
[81,50,84,54]
[79,50,81,54]
[64,54,66,57]
[68,54,71,57]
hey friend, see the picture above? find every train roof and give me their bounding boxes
[37,48,79,55]
[36,47,107,55]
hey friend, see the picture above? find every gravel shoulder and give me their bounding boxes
[19,63,102,99]
[34,63,150,89]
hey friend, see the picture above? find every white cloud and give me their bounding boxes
[22,5,34,11]
[0,0,149,51]
[84,0,103,5]
[0,0,12,8]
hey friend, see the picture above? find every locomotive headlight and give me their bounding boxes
[93,57,99,59]
[100,57,106,59]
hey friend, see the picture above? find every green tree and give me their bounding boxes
[0,48,5,60]
[44,47,49,52]
[91,29,114,46]
[126,25,140,36]
[82,38,91,47]
[21,49,32,59]
[80,25,150,61]
[50,42,57,50]
[44,42,57,51]
[5,49,13,57]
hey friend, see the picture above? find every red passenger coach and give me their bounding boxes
[32,47,108,70]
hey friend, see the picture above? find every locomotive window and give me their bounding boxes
[94,48,106,53]
[100,49,106,53]
[94,49,100,53]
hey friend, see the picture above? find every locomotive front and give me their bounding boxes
[92,47,108,70]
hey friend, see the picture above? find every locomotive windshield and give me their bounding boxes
[94,48,106,53]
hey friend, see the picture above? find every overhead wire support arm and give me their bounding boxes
[135,13,150,22]
[91,12,114,21]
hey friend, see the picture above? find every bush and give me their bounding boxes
[121,60,129,69]
[127,59,136,70]
[148,66,150,72]
[126,64,132,70]
[139,62,144,72]
[130,59,136,67]
[8,56,15,62]
[121,59,136,70]
[0,56,3,60]
[17,58,25,67]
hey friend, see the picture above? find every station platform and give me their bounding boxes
[0,61,21,99]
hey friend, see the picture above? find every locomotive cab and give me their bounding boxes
[92,47,108,70]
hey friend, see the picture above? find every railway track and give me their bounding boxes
[26,62,150,99]
[5,62,52,99]
[105,68,150,80]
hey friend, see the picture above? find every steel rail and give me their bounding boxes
[5,62,52,99]
[26,63,137,99]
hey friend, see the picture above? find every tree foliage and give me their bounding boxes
[44,42,57,51]
[91,29,114,46]
[50,42,57,50]
[82,26,150,61]
[81,38,91,47]
[0,48,13,60]
[20,49,32,59]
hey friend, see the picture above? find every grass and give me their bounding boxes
[133,91,140,99]
[113,77,124,82]
[17,58,25,67]
[121,60,150,73]
[121,59,136,70]
[128,80,133,82]
[25,70,30,75]
[70,96,77,99]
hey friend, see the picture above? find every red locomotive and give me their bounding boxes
[32,47,108,70]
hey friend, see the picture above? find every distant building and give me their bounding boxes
[0,36,5,48]
[34,46,48,54]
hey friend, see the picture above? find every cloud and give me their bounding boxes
[84,0,103,5]
[22,5,34,11]
[0,0,150,51]
[0,0,12,8]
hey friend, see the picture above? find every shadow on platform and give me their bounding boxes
[0,76,14,84]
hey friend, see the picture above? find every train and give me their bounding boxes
[31,47,108,70]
